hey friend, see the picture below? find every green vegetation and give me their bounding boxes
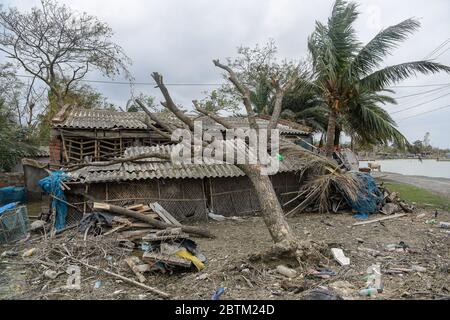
[382,181,450,209]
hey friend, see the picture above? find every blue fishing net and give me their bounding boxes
[343,173,384,219]
[38,171,68,231]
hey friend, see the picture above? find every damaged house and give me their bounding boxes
[49,106,314,224]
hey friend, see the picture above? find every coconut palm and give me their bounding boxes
[307,0,450,157]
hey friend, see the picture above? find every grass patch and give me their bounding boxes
[381,181,450,209]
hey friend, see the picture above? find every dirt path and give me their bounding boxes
[372,172,450,198]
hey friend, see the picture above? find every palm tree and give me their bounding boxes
[307,0,450,157]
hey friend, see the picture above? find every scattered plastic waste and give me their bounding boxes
[346,173,383,219]
[208,210,226,221]
[22,248,37,257]
[0,202,18,215]
[361,264,383,297]
[1,250,17,257]
[276,265,297,278]
[94,280,102,289]
[439,222,450,229]
[39,171,69,231]
[212,287,225,300]
[359,287,379,297]
[176,248,205,271]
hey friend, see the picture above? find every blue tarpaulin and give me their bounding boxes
[0,202,18,216]
[0,186,26,206]
[38,171,68,231]
[344,173,384,219]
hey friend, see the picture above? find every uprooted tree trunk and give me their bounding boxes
[140,63,325,268]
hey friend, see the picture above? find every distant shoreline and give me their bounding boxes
[372,171,450,198]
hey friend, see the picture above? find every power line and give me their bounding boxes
[11,74,450,89]
[391,83,450,88]
[394,84,450,99]
[391,91,450,114]
[14,74,224,86]
[398,104,450,121]
[423,37,450,60]
[433,47,450,60]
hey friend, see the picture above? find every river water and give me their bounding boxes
[359,159,450,179]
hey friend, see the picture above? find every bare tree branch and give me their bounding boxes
[193,100,234,130]
[151,72,195,130]
[135,98,175,135]
[268,72,299,130]
[212,59,258,129]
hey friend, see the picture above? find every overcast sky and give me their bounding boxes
[2,0,450,148]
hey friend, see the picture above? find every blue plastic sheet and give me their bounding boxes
[38,171,68,231]
[0,186,27,206]
[342,173,384,220]
[0,202,18,215]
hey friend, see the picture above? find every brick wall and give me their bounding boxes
[0,172,25,187]
[49,137,61,164]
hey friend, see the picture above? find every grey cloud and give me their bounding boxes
[2,0,450,147]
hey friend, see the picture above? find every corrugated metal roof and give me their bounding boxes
[196,116,311,135]
[54,107,311,135]
[68,145,309,183]
[19,146,50,158]
[54,108,148,129]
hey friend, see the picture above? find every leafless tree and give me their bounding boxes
[0,0,131,109]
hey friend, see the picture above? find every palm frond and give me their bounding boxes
[361,61,450,91]
[345,101,409,148]
[351,18,421,77]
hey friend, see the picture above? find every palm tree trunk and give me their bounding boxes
[334,126,341,149]
[325,109,337,158]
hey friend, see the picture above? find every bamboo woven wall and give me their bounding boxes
[66,172,302,224]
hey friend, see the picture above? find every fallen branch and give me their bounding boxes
[93,202,214,239]
[352,213,407,226]
[54,249,170,298]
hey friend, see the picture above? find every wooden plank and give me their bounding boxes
[126,204,145,211]
[352,213,407,226]
[142,252,191,268]
[137,205,151,213]
[142,233,190,242]
[150,202,181,226]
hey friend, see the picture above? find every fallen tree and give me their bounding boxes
[135,60,330,267]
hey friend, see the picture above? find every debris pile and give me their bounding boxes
[78,202,209,276]
[0,201,213,299]
[286,172,415,219]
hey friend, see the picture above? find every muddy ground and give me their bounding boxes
[1,209,449,300]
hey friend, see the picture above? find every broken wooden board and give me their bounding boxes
[138,205,151,213]
[125,256,146,283]
[150,202,181,226]
[141,213,159,220]
[352,213,407,226]
[142,252,192,268]
[126,204,145,211]
[142,233,190,242]
[119,229,154,241]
